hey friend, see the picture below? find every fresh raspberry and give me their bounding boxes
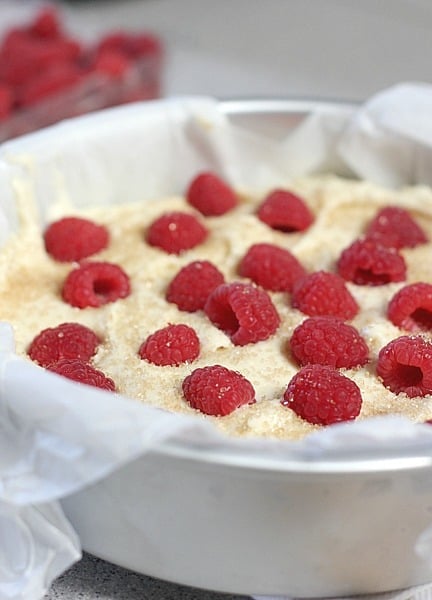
[186,172,237,216]
[376,336,432,397]
[365,206,428,249]
[1,31,81,75]
[281,364,362,425]
[204,282,280,345]
[257,189,314,232]
[146,211,208,254]
[291,271,359,320]
[337,238,406,286]
[62,261,131,308]
[387,283,432,332]
[127,33,163,59]
[44,216,109,262]
[96,31,163,60]
[166,260,224,312]
[238,243,307,292]
[29,8,61,39]
[18,63,84,107]
[47,358,115,391]
[182,364,255,416]
[28,322,100,367]
[289,316,369,368]
[139,324,200,366]
[0,54,31,88]
[93,50,131,78]
[96,32,131,55]
[0,27,82,85]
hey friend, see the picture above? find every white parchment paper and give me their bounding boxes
[2,82,432,599]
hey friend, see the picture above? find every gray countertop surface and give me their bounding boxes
[45,553,251,600]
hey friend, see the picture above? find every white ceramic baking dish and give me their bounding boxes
[2,97,432,598]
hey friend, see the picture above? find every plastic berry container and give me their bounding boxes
[0,7,163,142]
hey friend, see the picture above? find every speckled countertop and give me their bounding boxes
[45,553,251,600]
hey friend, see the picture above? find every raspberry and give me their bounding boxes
[96,32,131,55]
[257,189,314,232]
[62,261,131,308]
[1,26,82,86]
[289,316,369,368]
[238,243,307,292]
[365,206,428,249]
[291,271,359,320]
[376,336,432,397]
[387,283,432,332]
[127,33,163,59]
[18,63,84,107]
[182,364,255,416]
[139,324,200,366]
[44,216,109,262]
[166,260,224,312]
[28,322,100,367]
[204,282,280,345]
[281,364,362,425]
[1,33,81,86]
[337,238,406,286]
[47,358,115,391]
[186,172,237,216]
[146,211,208,254]
[29,8,61,39]
[93,50,131,78]
[97,31,162,60]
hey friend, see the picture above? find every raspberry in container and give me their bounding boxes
[0,6,163,142]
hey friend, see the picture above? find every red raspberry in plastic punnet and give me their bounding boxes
[166,260,225,312]
[238,242,307,293]
[47,358,115,391]
[204,282,280,345]
[337,238,406,286]
[365,206,428,249]
[139,324,200,366]
[18,62,84,107]
[28,322,100,367]
[289,316,369,369]
[182,364,256,416]
[387,282,432,332]
[28,7,62,39]
[282,364,362,425]
[44,216,109,262]
[291,271,359,320]
[0,27,82,89]
[92,50,132,78]
[146,211,208,254]
[62,261,131,308]
[96,31,163,61]
[257,189,314,232]
[186,171,238,216]
[376,335,432,397]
